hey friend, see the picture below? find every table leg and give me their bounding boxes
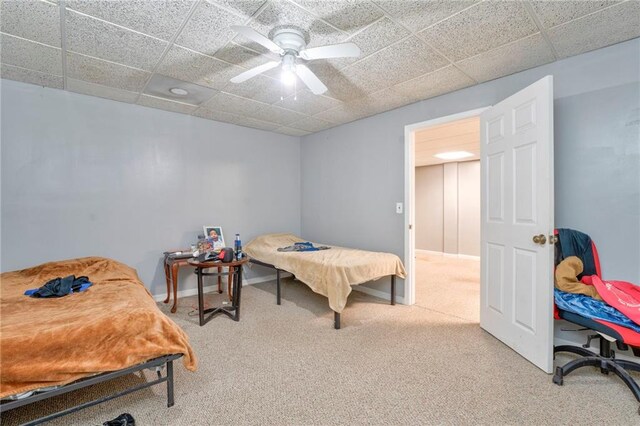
[276,269,281,305]
[228,266,233,301]
[171,262,179,313]
[217,266,223,294]
[234,266,242,321]
[163,259,171,304]
[197,268,205,326]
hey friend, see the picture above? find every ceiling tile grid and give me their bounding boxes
[1,0,61,46]
[64,9,168,71]
[1,63,63,88]
[1,0,638,136]
[66,77,139,103]
[1,32,62,75]
[417,0,540,62]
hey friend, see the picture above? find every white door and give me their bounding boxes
[480,76,555,373]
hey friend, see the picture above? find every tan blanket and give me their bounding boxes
[0,257,196,398]
[245,234,406,313]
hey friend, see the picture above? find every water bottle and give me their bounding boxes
[234,234,242,260]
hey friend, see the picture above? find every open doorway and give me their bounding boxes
[410,112,482,322]
[413,115,481,322]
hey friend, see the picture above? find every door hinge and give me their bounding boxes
[409,224,413,230]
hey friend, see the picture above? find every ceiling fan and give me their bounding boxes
[229,25,361,95]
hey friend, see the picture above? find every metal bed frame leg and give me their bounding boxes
[276,269,281,305]
[166,360,174,407]
[334,311,341,329]
[391,275,396,305]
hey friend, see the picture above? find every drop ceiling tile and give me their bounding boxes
[274,89,342,115]
[393,65,474,102]
[291,0,383,33]
[0,33,62,75]
[203,91,305,125]
[156,45,243,90]
[66,52,150,92]
[529,0,621,29]
[341,36,449,94]
[213,42,273,69]
[374,0,480,33]
[358,86,414,113]
[547,1,640,58]
[457,33,555,83]
[67,78,139,103]
[289,115,334,132]
[210,0,266,18]
[247,103,307,126]
[175,0,246,56]
[305,61,369,102]
[274,126,310,136]
[231,115,281,131]
[248,0,346,49]
[314,100,376,124]
[223,74,284,104]
[328,17,410,69]
[65,9,167,71]
[0,63,63,88]
[193,106,240,123]
[418,1,538,61]
[194,106,280,131]
[138,94,197,114]
[1,0,61,47]
[65,0,195,41]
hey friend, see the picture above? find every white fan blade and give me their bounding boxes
[295,64,327,95]
[230,61,280,83]
[299,43,360,61]
[231,25,284,55]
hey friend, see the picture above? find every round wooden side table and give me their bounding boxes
[188,257,249,326]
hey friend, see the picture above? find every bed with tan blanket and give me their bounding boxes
[245,233,406,329]
[0,257,196,423]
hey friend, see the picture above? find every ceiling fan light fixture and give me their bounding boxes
[434,151,474,160]
[281,68,296,86]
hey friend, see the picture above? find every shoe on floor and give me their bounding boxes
[103,413,135,426]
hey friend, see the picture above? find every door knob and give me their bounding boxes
[532,234,547,245]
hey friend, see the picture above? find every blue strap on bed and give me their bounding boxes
[277,242,330,252]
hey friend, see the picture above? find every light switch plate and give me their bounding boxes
[396,202,403,214]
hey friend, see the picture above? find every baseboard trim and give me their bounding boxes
[352,285,406,305]
[415,249,479,261]
[152,273,287,302]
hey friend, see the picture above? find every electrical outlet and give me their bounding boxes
[396,202,403,214]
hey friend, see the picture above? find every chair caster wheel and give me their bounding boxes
[552,374,563,386]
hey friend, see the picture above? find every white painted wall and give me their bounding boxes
[415,160,480,256]
[0,80,301,296]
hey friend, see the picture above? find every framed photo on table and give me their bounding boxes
[203,226,225,250]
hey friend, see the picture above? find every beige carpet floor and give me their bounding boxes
[414,253,480,323]
[4,277,640,425]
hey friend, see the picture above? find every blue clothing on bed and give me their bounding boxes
[24,275,92,298]
[554,289,640,333]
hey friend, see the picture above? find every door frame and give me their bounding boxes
[403,107,490,306]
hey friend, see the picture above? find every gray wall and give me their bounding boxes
[0,80,301,296]
[415,161,480,256]
[301,38,640,296]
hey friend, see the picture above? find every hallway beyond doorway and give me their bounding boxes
[415,252,480,323]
